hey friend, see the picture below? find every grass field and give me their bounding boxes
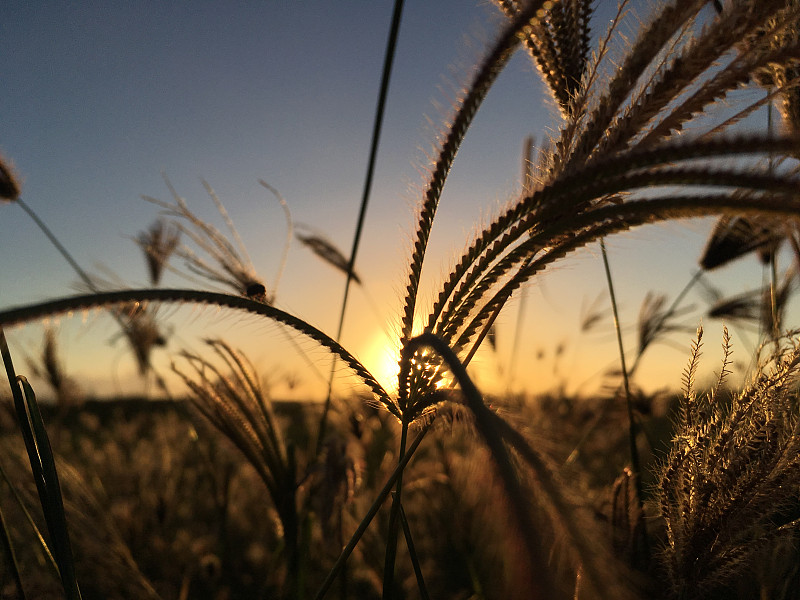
[3,1,800,598]
[0,393,647,599]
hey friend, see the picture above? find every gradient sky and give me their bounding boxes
[0,2,779,402]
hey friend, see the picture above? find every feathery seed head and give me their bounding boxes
[658,329,800,596]
[144,176,271,300]
[0,153,21,202]
[296,230,361,284]
[700,216,784,270]
[135,219,181,286]
[173,338,296,534]
[121,304,169,376]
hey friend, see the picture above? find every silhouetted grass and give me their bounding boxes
[3,1,800,599]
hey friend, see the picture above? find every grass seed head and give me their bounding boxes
[135,219,181,286]
[0,153,21,202]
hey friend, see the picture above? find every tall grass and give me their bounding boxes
[3,1,800,598]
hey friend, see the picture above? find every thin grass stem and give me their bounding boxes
[317,0,405,456]
[599,239,644,516]
[382,420,408,599]
[16,199,96,291]
[314,424,430,600]
[396,495,429,600]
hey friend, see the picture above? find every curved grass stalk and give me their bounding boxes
[453,192,800,355]
[0,289,397,418]
[403,332,636,600]
[484,403,636,600]
[425,135,800,337]
[599,0,789,155]
[438,165,800,346]
[400,1,546,344]
[400,334,556,599]
[557,0,708,172]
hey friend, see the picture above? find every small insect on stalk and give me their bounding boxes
[143,175,274,300]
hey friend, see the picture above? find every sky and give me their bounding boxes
[0,1,782,403]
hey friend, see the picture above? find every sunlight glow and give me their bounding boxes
[365,332,400,395]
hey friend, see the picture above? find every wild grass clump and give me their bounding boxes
[3,1,800,599]
[657,326,800,598]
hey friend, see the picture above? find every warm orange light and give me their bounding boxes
[364,332,401,395]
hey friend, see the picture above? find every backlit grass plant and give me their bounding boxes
[3,1,800,598]
[657,326,800,599]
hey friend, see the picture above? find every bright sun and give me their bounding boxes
[364,332,400,395]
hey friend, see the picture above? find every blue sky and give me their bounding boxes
[0,2,778,400]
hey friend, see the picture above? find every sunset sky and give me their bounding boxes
[0,2,779,402]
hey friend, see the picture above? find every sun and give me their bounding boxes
[363,332,401,395]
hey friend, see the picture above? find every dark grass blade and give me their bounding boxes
[0,457,59,575]
[400,333,557,599]
[317,0,405,459]
[0,329,81,600]
[402,333,633,599]
[16,377,82,600]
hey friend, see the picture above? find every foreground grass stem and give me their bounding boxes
[0,329,82,600]
[317,0,405,456]
[599,240,644,510]
[382,420,408,599]
[397,495,429,600]
[314,424,430,600]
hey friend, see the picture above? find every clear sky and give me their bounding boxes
[0,2,780,402]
